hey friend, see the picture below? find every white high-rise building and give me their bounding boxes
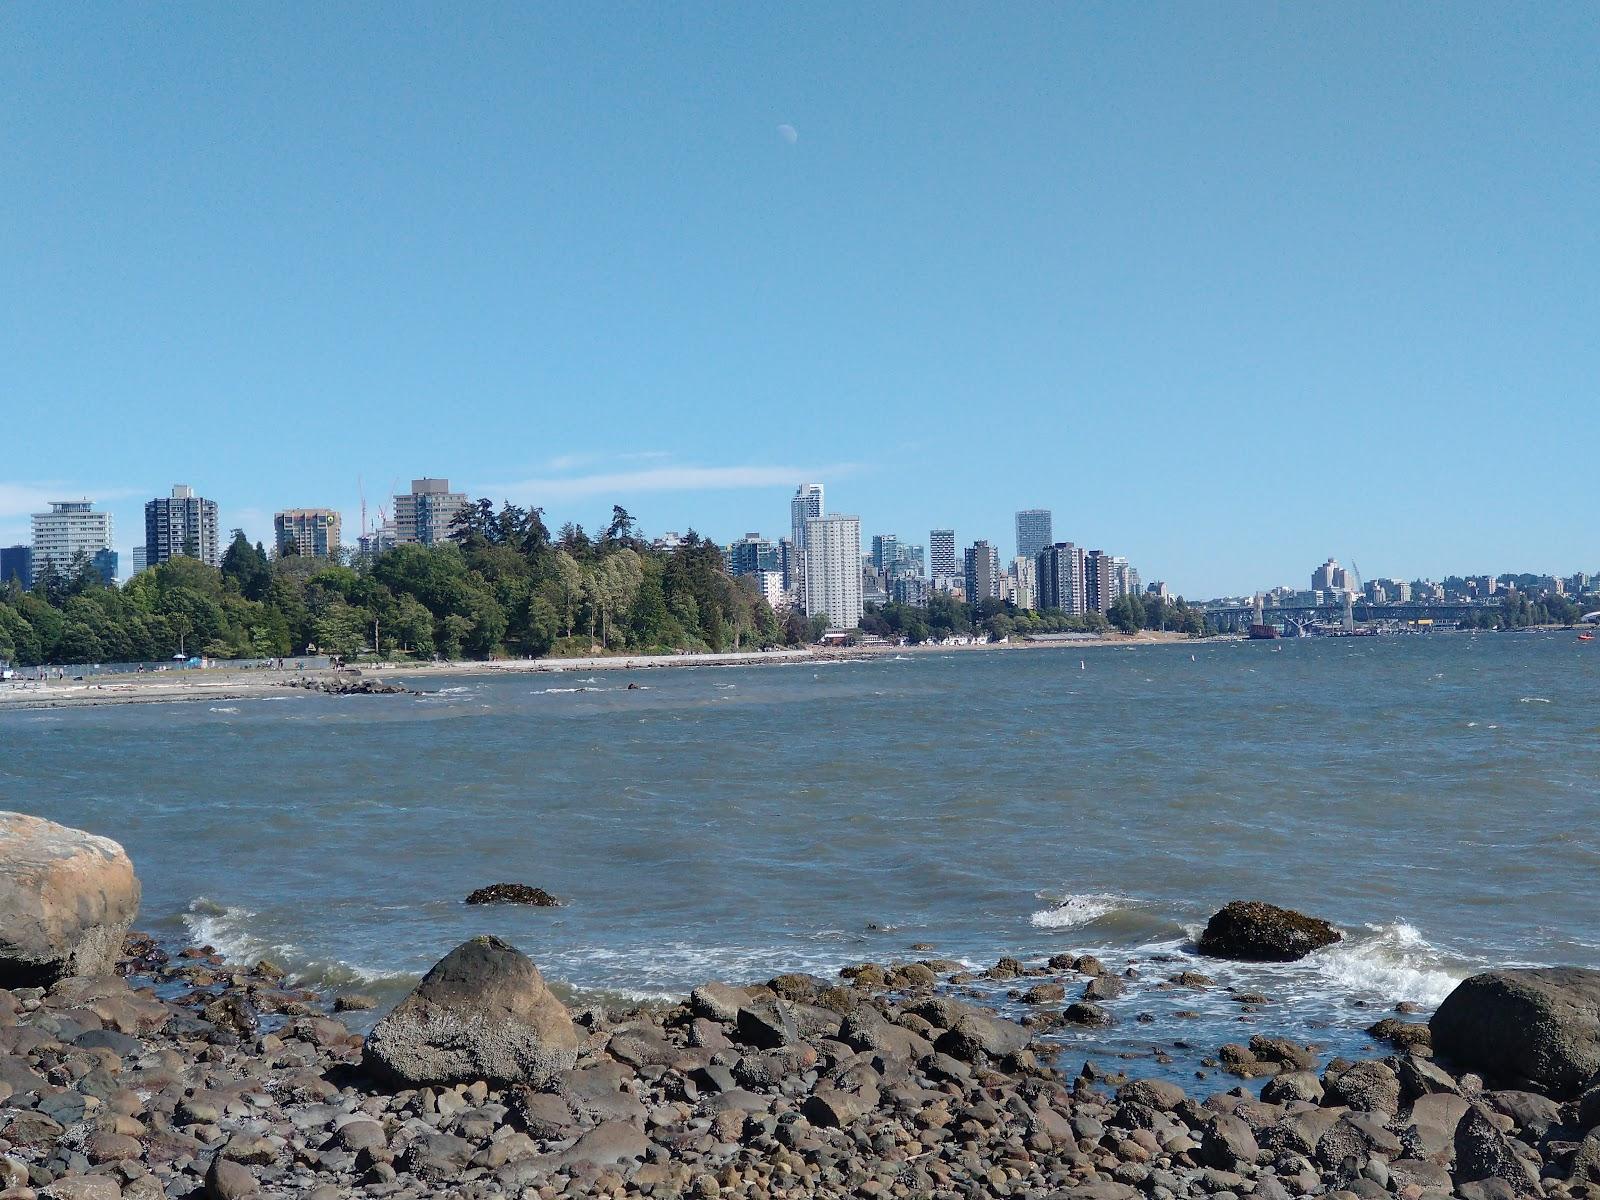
[803,514,862,630]
[32,500,114,574]
[1011,556,1038,611]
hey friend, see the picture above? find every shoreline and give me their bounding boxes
[0,632,1200,712]
[0,920,1563,1200]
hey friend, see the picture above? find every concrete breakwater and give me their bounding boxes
[4,815,1600,1200]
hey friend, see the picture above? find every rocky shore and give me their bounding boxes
[5,817,1600,1200]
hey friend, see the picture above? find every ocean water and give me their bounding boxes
[5,632,1598,1085]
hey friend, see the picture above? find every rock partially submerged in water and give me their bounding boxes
[0,811,141,987]
[363,935,579,1087]
[1431,967,1600,1097]
[465,882,562,906]
[1196,899,1341,962]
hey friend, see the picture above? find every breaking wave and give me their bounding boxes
[1029,892,1136,929]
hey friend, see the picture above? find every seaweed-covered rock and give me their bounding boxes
[1197,901,1341,962]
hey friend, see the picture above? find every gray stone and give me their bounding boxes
[362,935,579,1087]
[552,1119,649,1166]
[0,812,140,988]
[1199,1113,1259,1169]
[1453,1102,1540,1195]
[204,1155,259,1200]
[1431,967,1600,1097]
[689,982,751,1023]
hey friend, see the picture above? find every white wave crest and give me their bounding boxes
[208,706,239,714]
[1029,892,1132,929]
[1519,697,1552,704]
[1310,920,1465,1007]
[181,897,411,991]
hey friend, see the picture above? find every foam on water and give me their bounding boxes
[1306,921,1467,1007]
[1029,892,1136,929]
[182,897,413,992]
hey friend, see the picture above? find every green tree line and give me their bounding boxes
[0,502,802,666]
[860,591,1206,644]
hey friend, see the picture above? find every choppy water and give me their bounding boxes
[5,632,1599,1085]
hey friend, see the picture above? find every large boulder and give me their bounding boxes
[0,812,140,987]
[363,935,579,1087]
[1431,968,1600,1098]
[1196,900,1341,962]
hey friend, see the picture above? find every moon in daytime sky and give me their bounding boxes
[777,123,798,144]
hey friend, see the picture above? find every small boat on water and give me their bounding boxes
[1580,633,1594,642]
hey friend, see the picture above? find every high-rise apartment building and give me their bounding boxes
[131,547,149,575]
[929,529,957,581]
[871,534,900,574]
[964,540,1001,603]
[1011,556,1037,611]
[1312,558,1340,592]
[803,513,863,629]
[1015,509,1053,561]
[33,500,116,576]
[789,484,824,552]
[788,483,824,602]
[1036,542,1086,614]
[727,533,779,577]
[1,546,33,589]
[274,509,343,558]
[1084,549,1117,614]
[144,485,219,568]
[394,479,467,546]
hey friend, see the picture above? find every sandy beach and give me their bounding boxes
[0,631,1199,711]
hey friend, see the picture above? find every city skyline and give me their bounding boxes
[3,476,1599,605]
[5,10,1598,599]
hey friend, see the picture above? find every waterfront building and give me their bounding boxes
[929,529,956,580]
[964,540,1001,603]
[274,509,343,558]
[91,549,118,585]
[754,570,786,609]
[1011,556,1037,611]
[131,546,148,575]
[0,545,32,589]
[1015,509,1053,562]
[727,533,779,577]
[33,499,117,576]
[802,513,863,630]
[1036,542,1086,614]
[394,478,467,546]
[1146,580,1170,601]
[144,485,219,568]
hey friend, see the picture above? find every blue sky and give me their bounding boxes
[4,6,1596,597]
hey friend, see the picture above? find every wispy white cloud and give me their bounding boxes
[482,462,860,504]
[539,449,673,473]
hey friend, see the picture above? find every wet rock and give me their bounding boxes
[0,812,141,988]
[1197,901,1342,963]
[1065,1001,1113,1026]
[362,934,579,1087]
[1261,1070,1324,1105]
[464,883,562,906]
[1083,975,1125,1001]
[1367,1016,1431,1051]
[332,993,377,1012]
[1432,968,1600,1097]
